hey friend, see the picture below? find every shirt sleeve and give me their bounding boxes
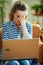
[26,21,32,39]
[2,23,9,40]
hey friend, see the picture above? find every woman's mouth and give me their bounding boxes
[17,21,21,25]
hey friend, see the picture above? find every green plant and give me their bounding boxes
[31,4,39,10]
[0,0,8,7]
[40,0,43,2]
[0,0,9,19]
[39,5,43,11]
[31,0,43,14]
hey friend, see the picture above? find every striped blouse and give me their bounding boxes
[2,21,32,40]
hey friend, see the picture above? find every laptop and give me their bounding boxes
[2,39,39,60]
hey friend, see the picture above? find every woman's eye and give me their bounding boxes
[17,15,20,18]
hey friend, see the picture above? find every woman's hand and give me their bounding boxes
[20,20,30,39]
[20,20,26,26]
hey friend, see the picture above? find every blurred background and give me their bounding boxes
[0,0,43,29]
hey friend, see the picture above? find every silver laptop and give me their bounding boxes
[2,39,39,60]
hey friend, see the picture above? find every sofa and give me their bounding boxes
[32,24,41,38]
[32,24,43,64]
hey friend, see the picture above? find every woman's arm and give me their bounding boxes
[20,20,32,39]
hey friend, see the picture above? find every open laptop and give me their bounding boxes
[2,39,39,60]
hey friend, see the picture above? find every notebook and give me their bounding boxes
[2,39,39,60]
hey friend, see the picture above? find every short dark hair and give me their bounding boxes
[9,1,28,21]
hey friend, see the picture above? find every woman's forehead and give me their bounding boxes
[14,10,28,15]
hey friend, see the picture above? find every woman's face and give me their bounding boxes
[13,10,27,26]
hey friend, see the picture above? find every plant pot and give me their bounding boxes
[35,10,42,15]
[35,10,38,14]
[37,10,42,15]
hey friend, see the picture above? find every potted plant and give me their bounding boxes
[31,4,39,14]
[31,0,43,15]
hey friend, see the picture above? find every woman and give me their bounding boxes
[2,1,40,65]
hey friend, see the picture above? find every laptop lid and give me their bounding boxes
[2,39,39,60]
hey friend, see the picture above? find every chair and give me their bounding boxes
[32,24,41,38]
